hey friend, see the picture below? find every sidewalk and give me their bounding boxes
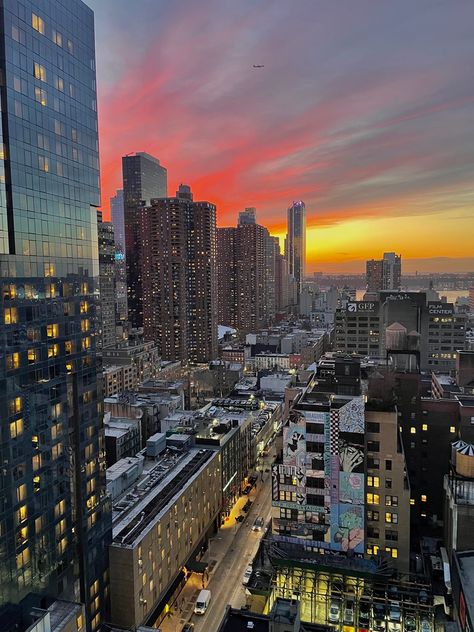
[158,490,259,632]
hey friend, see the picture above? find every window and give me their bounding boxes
[367,493,380,505]
[76,614,84,631]
[10,419,24,438]
[16,484,27,503]
[9,397,22,414]
[47,323,59,337]
[4,307,18,324]
[367,422,380,433]
[386,547,398,559]
[28,349,38,364]
[6,352,20,370]
[55,76,64,92]
[385,495,398,507]
[38,155,49,172]
[421,494,427,502]
[386,529,398,542]
[385,512,398,524]
[16,547,30,570]
[53,30,62,47]
[385,478,392,489]
[368,475,380,488]
[17,505,27,524]
[35,87,47,106]
[367,510,379,521]
[34,62,46,81]
[32,13,45,34]
[410,498,415,506]
[367,440,380,452]
[410,427,416,434]
[450,426,456,434]
[48,344,59,358]
[422,424,428,431]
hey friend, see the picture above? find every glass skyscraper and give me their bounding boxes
[285,200,306,297]
[0,1,110,630]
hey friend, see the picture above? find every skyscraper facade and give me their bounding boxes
[216,227,237,326]
[110,190,127,321]
[0,2,110,629]
[97,212,116,349]
[366,252,402,292]
[138,186,217,362]
[122,152,167,329]
[217,222,276,332]
[238,206,256,225]
[285,200,306,295]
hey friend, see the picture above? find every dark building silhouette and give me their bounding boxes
[122,152,167,329]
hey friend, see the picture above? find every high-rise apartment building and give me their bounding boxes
[216,221,277,332]
[97,212,116,349]
[110,189,125,251]
[366,252,402,292]
[0,2,110,629]
[285,200,306,295]
[238,206,257,225]
[138,185,217,362]
[216,227,237,326]
[123,152,167,329]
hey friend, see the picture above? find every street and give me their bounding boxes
[158,456,273,632]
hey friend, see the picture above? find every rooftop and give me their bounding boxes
[455,551,474,624]
[111,447,215,546]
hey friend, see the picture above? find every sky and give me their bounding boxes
[88,0,474,274]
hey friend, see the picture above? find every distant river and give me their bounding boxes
[355,289,468,303]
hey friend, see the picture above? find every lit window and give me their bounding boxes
[38,155,49,172]
[410,498,415,506]
[47,323,59,337]
[368,476,380,488]
[10,418,24,438]
[421,494,427,502]
[17,505,27,524]
[76,614,84,631]
[28,349,38,364]
[6,352,20,369]
[450,426,456,434]
[4,307,18,324]
[65,340,73,354]
[386,547,398,559]
[48,344,59,358]
[410,427,416,434]
[367,493,380,505]
[422,424,428,431]
[10,397,22,414]
[385,512,398,524]
[55,76,64,92]
[34,62,46,81]
[32,13,45,34]
[34,87,47,106]
[16,484,27,502]
[16,547,30,570]
[80,300,89,313]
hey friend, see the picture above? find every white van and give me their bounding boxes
[194,589,211,615]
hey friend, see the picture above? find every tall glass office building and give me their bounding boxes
[0,1,111,630]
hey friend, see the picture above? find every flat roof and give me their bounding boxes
[456,551,474,623]
[112,448,215,547]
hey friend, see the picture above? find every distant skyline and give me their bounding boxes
[89,0,474,272]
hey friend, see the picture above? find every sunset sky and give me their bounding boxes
[88,0,474,273]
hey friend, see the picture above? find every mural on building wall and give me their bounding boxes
[338,397,365,433]
[331,504,365,553]
[275,398,365,555]
[284,409,306,467]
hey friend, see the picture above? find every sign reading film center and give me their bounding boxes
[273,397,366,554]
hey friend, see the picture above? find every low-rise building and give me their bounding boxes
[104,413,143,467]
[109,446,221,629]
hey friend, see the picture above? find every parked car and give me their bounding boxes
[242,500,252,513]
[252,516,264,531]
[389,603,401,622]
[373,603,386,631]
[344,600,355,625]
[243,485,252,495]
[331,577,344,595]
[420,617,431,632]
[329,600,341,623]
[242,565,253,585]
[181,625,194,632]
